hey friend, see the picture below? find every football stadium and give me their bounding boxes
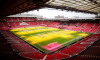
[9,27,91,53]
[0,0,100,60]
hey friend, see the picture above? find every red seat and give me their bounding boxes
[62,25,69,27]
[15,22,22,27]
[45,54,55,60]
[38,21,42,25]
[92,23,100,29]
[72,41,91,47]
[92,34,100,37]
[70,23,77,26]
[80,28,90,32]
[89,23,100,33]
[1,19,6,21]
[84,23,94,29]
[0,22,4,27]
[24,17,29,21]
[31,22,38,26]
[15,22,20,26]
[78,23,87,28]
[29,17,36,21]
[5,18,12,21]
[60,46,86,55]
[72,28,81,31]
[52,53,71,59]
[19,52,45,59]
[3,22,10,27]
[18,17,24,21]
[12,17,18,21]
[11,44,36,52]
[43,21,48,25]
[9,22,16,28]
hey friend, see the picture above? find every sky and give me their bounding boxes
[8,7,96,19]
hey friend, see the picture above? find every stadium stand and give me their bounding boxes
[0,17,100,60]
[0,17,99,34]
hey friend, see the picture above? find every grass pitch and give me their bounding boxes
[9,26,91,53]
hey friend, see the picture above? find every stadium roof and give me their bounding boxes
[0,0,100,17]
[45,0,100,14]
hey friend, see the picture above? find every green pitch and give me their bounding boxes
[9,26,91,53]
